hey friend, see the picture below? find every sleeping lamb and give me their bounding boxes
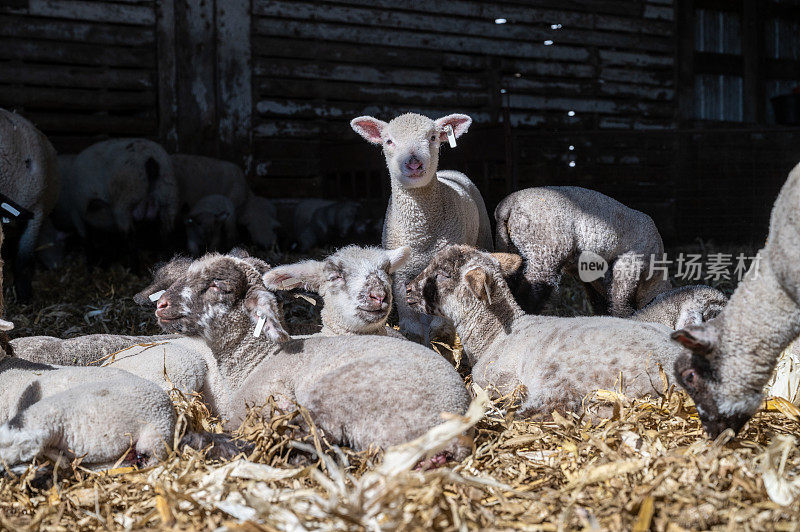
[406,245,685,417]
[631,285,727,330]
[0,108,60,300]
[350,112,493,344]
[262,245,410,338]
[150,252,471,457]
[671,162,800,438]
[495,186,671,316]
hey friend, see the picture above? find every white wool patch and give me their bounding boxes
[716,392,763,416]
[149,290,166,302]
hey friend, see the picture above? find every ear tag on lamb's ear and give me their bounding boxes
[149,290,166,302]
[484,281,493,305]
[294,293,317,306]
[253,312,267,338]
[445,125,457,148]
[281,277,301,290]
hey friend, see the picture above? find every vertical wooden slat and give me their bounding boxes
[742,0,762,123]
[175,0,216,154]
[216,0,252,171]
[676,0,695,126]
[156,0,177,150]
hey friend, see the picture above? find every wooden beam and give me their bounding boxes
[216,0,252,171]
[156,0,177,150]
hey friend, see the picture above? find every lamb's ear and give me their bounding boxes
[133,256,191,306]
[0,319,14,331]
[491,252,523,278]
[671,324,717,355]
[243,288,289,343]
[262,261,325,292]
[464,267,494,304]
[350,116,387,145]
[228,247,250,259]
[435,114,472,142]
[386,246,411,274]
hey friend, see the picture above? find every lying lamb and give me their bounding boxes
[671,162,800,438]
[57,138,178,238]
[0,108,60,300]
[495,186,671,316]
[631,285,727,330]
[152,252,471,457]
[262,245,410,338]
[406,245,685,417]
[185,194,237,256]
[351,112,493,344]
[0,329,177,469]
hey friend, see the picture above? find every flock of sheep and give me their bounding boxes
[0,107,798,474]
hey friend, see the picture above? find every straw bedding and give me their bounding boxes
[2,249,800,531]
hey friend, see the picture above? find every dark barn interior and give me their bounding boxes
[1,0,799,246]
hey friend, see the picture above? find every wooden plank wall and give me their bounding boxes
[0,0,159,154]
[250,0,677,194]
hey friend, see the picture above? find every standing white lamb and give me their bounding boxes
[58,138,178,238]
[350,112,493,343]
[671,162,800,438]
[495,186,671,316]
[0,108,60,300]
[262,245,410,338]
[406,245,685,417]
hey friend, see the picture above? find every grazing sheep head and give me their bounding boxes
[133,256,193,306]
[350,113,471,189]
[406,245,523,320]
[185,195,236,256]
[263,245,410,333]
[153,253,288,345]
[671,320,756,438]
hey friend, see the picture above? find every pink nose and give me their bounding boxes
[405,158,422,171]
[369,292,385,305]
[157,297,169,310]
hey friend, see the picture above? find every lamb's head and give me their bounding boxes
[153,253,289,345]
[671,319,756,438]
[263,245,410,334]
[133,255,193,305]
[185,195,236,256]
[406,245,523,321]
[350,113,471,189]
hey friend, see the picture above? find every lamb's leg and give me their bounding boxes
[609,253,643,317]
[14,206,44,301]
[582,281,609,315]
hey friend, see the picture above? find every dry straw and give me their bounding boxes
[2,252,800,530]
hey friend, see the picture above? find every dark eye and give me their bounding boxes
[386,139,393,146]
[186,218,194,225]
[208,280,229,293]
[429,134,436,141]
[437,271,451,280]
[681,368,700,389]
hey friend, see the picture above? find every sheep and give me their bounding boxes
[171,154,250,214]
[405,244,685,418]
[152,252,471,458]
[670,162,800,438]
[0,108,60,300]
[292,199,359,252]
[495,186,671,317]
[185,194,237,256]
[59,138,178,238]
[630,285,727,330]
[262,245,411,338]
[350,112,493,344]
[239,194,281,250]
